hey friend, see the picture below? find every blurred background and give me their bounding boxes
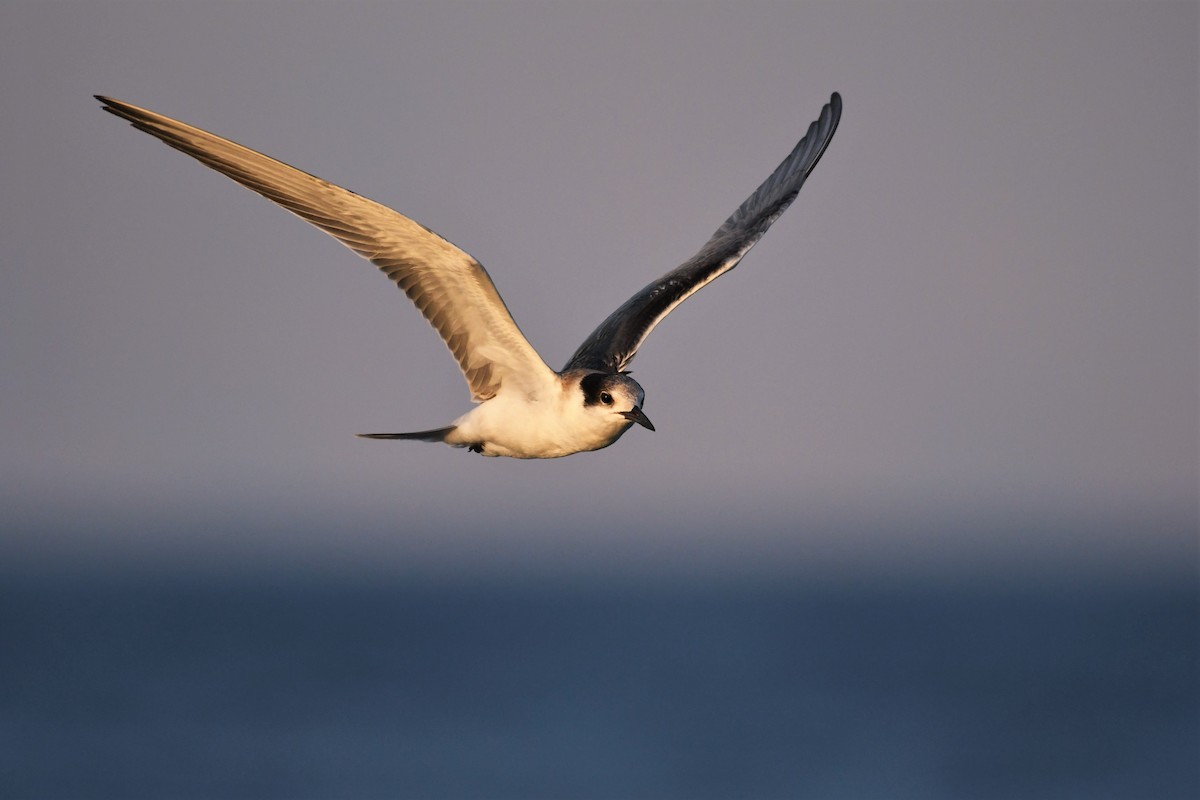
[1,2,1195,798]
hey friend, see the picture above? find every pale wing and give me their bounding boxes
[97,96,556,402]
[565,92,841,373]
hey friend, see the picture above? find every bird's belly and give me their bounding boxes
[448,398,630,459]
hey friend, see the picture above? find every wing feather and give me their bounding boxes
[96,96,555,402]
[565,92,842,373]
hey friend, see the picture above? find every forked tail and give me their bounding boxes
[356,426,456,442]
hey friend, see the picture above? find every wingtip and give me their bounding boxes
[827,92,843,119]
[95,95,128,119]
[95,96,142,120]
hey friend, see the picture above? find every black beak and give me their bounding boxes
[620,405,655,431]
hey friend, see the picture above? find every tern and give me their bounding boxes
[96,92,841,458]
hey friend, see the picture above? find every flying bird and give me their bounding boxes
[96,92,841,458]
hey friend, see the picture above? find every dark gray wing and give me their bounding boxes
[564,92,841,373]
[96,96,557,403]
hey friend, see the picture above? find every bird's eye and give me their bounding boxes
[600,392,613,405]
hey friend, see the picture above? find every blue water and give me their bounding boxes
[2,571,1196,799]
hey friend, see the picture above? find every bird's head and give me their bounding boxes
[578,371,654,433]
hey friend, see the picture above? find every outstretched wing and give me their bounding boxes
[97,96,556,402]
[564,92,841,373]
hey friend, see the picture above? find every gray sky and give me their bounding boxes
[2,1,1195,581]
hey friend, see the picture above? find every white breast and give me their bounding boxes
[444,383,633,458]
